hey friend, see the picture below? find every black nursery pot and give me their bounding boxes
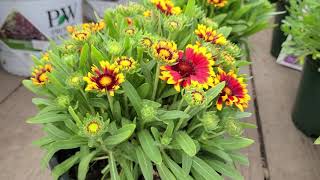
[270,1,289,58]
[292,56,320,137]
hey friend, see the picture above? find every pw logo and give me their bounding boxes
[47,4,76,28]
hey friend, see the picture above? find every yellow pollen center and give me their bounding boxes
[87,121,100,134]
[159,49,170,59]
[71,77,79,83]
[100,76,112,86]
[224,87,232,95]
[39,73,48,82]
[193,92,204,102]
[120,60,131,67]
[143,39,152,46]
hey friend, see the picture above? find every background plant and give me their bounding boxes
[24,1,255,180]
[282,0,320,60]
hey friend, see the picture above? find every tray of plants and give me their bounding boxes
[24,1,257,179]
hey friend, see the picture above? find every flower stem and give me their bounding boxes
[187,123,202,134]
[107,93,114,117]
[152,63,161,100]
[80,89,95,114]
[175,105,191,132]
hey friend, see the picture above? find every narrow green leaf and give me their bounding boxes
[192,156,222,180]
[32,98,53,106]
[27,114,70,124]
[235,60,252,67]
[137,83,151,99]
[135,147,153,180]
[212,14,227,24]
[109,151,120,180]
[32,136,54,147]
[217,26,232,38]
[214,137,254,150]
[104,124,136,146]
[182,152,192,175]
[228,152,249,166]
[44,124,71,139]
[240,122,257,129]
[138,130,162,164]
[163,153,193,180]
[52,152,81,180]
[119,160,134,180]
[160,88,179,99]
[91,44,105,65]
[158,110,190,120]
[206,82,225,104]
[80,43,89,73]
[22,80,52,97]
[202,146,232,163]
[122,81,143,115]
[156,163,176,180]
[206,160,243,180]
[184,0,195,17]
[175,131,197,157]
[78,150,99,180]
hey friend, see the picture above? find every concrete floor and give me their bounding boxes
[0,29,320,180]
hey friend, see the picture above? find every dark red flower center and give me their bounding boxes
[172,61,195,78]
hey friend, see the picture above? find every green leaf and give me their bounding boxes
[78,150,99,180]
[22,80,51,97]
[206,160,243,180]
[91,44,105,65]
[217,26,232,38]
[184,0,195,17]
[137,83,152,99]
[104,124,136,146]
[27,114,70,124]
[160,88,179,99]
[192,156,222,180]
[119,160,134,180]
[52,152,81,180]
[80,43,90,73]
[163,153,193,180]
[206,82,225,104]
[156,163,176,180]
[158,110,190,120]
[109,151,120,180]
[228,152,249,166]
[175,131,197,157]
[212,14,227,24]
[32,98,53,106]
[235,60,252,67]
[202,146,233,163]
[58,15,66,25]
[214,137,254,150]
[315,137,320,145]
[135,147,153,180]
[41,137,87,168]
[122,81,143,115]
[32,136,54,147]
[240,122,257,129]
[182,152,192,175]
[44,124,71,140]
[138,130,162,164]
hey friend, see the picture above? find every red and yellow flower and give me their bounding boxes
[195,24,227,45]
[82,21,105,32]
[71,30,91,41]
[207,0,228,8]
[41,52,50,61]
[152,40,179,64]
[115,56,137,71]
[160,44,215,91]
[83,61,125,96]
[143,10,152,17]
[150,0,181,15]
[141,37,153,48]
[31,64,53,86]
[214,68,250,111]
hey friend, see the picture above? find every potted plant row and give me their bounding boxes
[24,0,258,179]
[282,0,320,137]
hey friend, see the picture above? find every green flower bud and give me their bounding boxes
[141,105,157,122]
[224,117,243,137]
[107,41,123,55]
[80,114,107,138]
[224,42,242,57]
[56,95,71,108]
[164,15,187,32]
[66,73,83,89]
[184,88,206,106]
[200,111,220,131]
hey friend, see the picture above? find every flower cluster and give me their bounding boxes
[195,24,227,45]
[151,0,182,15]
[207,0,228,8]
[67,21,105,41]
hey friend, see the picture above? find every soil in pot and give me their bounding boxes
[292,56,320,137]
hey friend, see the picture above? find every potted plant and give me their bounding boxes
[24,1,255,179]
[282,0,320,137]
[176,0,275,56]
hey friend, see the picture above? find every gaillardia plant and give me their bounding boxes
[23,1,255,180]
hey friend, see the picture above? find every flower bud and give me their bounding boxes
[224,117,243,137]
[80,114,107,138]
[200,111,220,131]
[184,89,206,106]
[66,73,83,88]
[141,105,157,122]
[202,18,219,30]
[107,41,123,55]
[56,95,71,108]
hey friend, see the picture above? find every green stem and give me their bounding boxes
[107,93,114,117]
[187,123,202,134]
[175,106,191,132]
[177,98,184,111]
[123,94,129,117]
[93,156,109,161]
[152,63,161,100]
[80,89,95,114]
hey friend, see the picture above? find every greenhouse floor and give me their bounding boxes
[1,29,320,180]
